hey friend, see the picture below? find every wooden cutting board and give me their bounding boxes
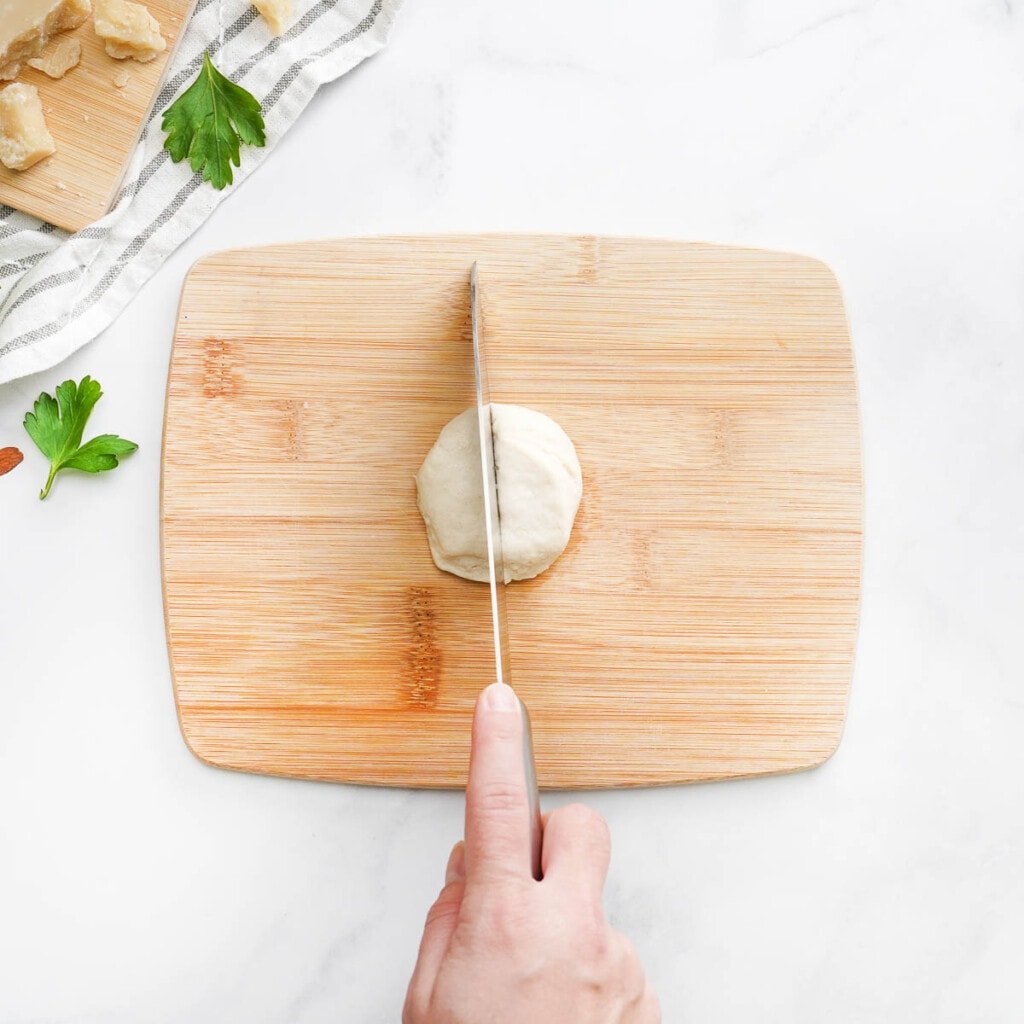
[162,234,862,789]
[0,0,196,231]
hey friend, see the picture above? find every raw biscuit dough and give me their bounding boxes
[415,404,582,583]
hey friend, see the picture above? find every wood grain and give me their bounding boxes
[162,234,862,789]
[0,0,195,231]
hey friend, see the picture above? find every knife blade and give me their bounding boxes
[470,262,543,880]
[470,262,512,685]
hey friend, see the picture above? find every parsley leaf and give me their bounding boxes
[161,52,266,190]
[23,377,138,500]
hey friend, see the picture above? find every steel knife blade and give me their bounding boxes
[470,261,543,879]
[470,261,512,685]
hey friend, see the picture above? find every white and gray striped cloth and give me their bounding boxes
[0,0,400,385]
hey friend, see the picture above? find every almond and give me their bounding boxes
[0,446,25,477]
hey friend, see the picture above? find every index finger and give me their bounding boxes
[464,682,532,886]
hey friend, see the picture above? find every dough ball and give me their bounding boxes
[415,404,582,583]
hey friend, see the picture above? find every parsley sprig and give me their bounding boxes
[162,53,266,190]
[23,377,137,499]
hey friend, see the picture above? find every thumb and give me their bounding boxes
[404,842,466,1017]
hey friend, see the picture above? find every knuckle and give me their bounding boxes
[474,781,526,816]
[576,915,613,963]
[559,803,610,841]
[491,901,525,942]
[616,938,649,998]
[423,887,463,929]
[618,935,642,970]
[475,892,533,949]
[642,986,662,1022]
[424,901,460,930]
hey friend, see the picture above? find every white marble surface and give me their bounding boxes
[2,1,1023,1020]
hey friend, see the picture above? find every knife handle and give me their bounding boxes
[520,699,544,880]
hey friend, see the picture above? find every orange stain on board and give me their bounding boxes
[405,586,442,708]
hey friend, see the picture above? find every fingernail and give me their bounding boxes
[445,841,466,883]
[483,682,518,712]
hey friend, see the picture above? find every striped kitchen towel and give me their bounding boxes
[0,0,400,385]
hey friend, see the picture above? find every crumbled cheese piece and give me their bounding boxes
[0,82,56,170]
[55,179,67,190]
[93,0,166,62]
[253,0,292,36]
[112,68,129,87]
[26,34,81,78]
[0,0,90,80]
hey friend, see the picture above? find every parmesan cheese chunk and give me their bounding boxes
[0,0,90,80]
[253,0,293,36]
[0,82,56,171]
[93,0,166,62]
[26,34,81,78]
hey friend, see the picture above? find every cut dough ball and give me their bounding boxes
[93,0,166,62]
[0,82,56,170]
[416,404,582,583]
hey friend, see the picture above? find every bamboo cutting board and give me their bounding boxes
[0,0,195,231]
[162,235,862,789]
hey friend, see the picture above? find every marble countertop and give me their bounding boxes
[1,1,1022,1020]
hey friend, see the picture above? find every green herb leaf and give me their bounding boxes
[23,377,138,499]
[161,52,266,190]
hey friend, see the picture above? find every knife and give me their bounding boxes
[470,262,544,881]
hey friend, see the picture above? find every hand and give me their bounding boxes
[404,682,660,1023]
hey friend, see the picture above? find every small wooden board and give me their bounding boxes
[0,0,195,231]
[162,235,862,789]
